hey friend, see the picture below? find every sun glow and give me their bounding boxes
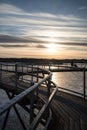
[46,31,58,43]
[45,43,58,53]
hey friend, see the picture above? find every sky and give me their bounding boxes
[0,0,87,59]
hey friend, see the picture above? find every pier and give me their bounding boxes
[0,63,58,130]
[0,63,87,130]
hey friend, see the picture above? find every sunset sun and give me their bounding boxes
[45,43,58,53]
[48,43,57,52]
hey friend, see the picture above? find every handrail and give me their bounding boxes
[0,63,87,99]
[0,63,58,130]
[58,86,83,96]
[29,86,58,130]
[0,62,87,130]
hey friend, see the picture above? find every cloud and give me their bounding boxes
[0,3,57,19]
[0,3,87,44]
[1,12,87,27]
[35,44,47,48]
[0,44,28,48]
[78,6,87,10]
[0,3,24,15]
[59,42,87,46]
[1,15,87,37]
[0,34,47,43]
[65,46,87,52]
[0,3,86,21]
[0,34,30,43]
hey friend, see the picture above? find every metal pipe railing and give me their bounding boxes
[0,63,87,99]
[0,63,57,130]
[28,86,58,130]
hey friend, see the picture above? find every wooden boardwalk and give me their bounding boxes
[0,70,87,130]
[39,87,87,130]
[0,68,56,130]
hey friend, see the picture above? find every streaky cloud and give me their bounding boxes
[35,44,47,48]
[0,3,87,44]
[0,3,23,15]
[0,34,46,43]
[0,44,28,48]
[58,42,87,47]
[78,6,87,10]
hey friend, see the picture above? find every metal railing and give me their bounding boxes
[46,64,87,100]
[0,63,87,99]
[0,62,87,130]
[57,69,87,100]
[0,63,58,130]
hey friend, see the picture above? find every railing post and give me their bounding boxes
[83,70,86,100]
[6,64,8,72]
[36,67,39,83]
[47,79,51,98]
[49,65,50,70]
[36,67,39,97]
[15,64,18,90]
[30,91,34,124]
[22,64,23,81]
[31,65,33,82]
[46,77,51,121]
[27,65,28,73]
[0,64,2,82]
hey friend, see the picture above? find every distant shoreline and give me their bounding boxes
[0,58,87,64]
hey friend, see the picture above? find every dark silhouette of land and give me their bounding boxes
[0,58,87,65]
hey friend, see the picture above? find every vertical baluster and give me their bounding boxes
[83,70,86,100]
[22,64,23,81]
[30,91,34,124]
[46,77,51,122]
[15,64,18,91]
[0,64,2,82]
[47,78,51,98]
[27,65,28,73]
[49,65,50,70]
[36,67,39,83]
[36,67,39,99]
[31,65,33,82]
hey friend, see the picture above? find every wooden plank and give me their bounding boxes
[75,120,81,130]
[69,117,75,130]
[80,119,86,130]
[64,118,70,130]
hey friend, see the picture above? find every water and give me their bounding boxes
[52,71,87,96]
[22,71,87,97]
[1,63,87,97]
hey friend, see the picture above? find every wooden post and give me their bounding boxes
[83,70,86,100]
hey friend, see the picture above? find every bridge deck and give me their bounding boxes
[0,73,48,130]
[39,86,87,130]
[0,71,87,130]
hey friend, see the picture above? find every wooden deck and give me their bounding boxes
[0,72,87,130]
[39,87,87,130]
